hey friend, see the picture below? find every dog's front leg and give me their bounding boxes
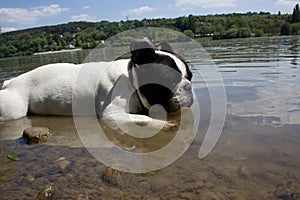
[101,104,177,138]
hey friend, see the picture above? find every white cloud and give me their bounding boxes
[83,5,90,10]
[0,4,69,25]
[125,6,155,16]
[175,0,237,8]
[276,0,300,7]
[71,13,96,21]
[1,27,18,33]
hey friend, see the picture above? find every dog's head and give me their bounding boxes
[129,38,193,113]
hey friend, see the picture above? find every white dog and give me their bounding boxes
[0,39,193,131]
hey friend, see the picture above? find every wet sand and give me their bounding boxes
[33,48,83,55]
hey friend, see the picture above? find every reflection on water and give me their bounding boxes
[200,36,300,127]
[0,36,300,199]
[0,49,90,84]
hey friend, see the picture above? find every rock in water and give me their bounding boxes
[34,185,57,200]
[22,127,51,144]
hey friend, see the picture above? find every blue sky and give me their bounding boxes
[1,0,300,32]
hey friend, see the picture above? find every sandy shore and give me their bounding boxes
[33,48,82,55]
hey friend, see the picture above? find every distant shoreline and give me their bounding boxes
[33,48,82,55]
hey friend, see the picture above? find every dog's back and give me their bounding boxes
[0,60,130,120]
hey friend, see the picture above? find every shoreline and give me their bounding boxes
[33,48,82,55]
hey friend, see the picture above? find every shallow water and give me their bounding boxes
[0,36,300,199]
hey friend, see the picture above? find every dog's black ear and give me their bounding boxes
[130,38,157,65]
[157,42,174,54]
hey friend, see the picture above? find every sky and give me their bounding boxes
[1,0,300,32]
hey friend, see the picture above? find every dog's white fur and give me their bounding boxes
[0,60,125,118]
[0,49,193,133]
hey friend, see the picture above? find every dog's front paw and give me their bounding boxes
[163,120,179,131]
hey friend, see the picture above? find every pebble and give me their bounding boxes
[22,127,51,144]
[57,160,71,170]
[34,185,57,200]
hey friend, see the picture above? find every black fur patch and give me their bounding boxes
[129,39,192,112]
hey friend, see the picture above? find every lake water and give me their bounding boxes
[0,36,299,199]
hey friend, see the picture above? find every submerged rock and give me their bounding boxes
[34,185,57,200]
[273,181,300,200]
[7,153,19,161]
[22,127,51,144]
[102,167,119,185]
[56,157,71,170]
[101,167,127,186]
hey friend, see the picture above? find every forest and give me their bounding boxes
[0,4,300,58]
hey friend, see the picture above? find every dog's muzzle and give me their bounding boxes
[166,81,194,113]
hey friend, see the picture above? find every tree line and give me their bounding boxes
[0,4,300,58]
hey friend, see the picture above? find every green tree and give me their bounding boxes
[291,22,300,34]
[199,24,215,36]
[183,29,194,38]
[291,4,300,23]
[76,27,81,32]
[1,11,300,58]
[63,32,73,42]
[52,33,61,43]
[237,28,252,38]
[5,45,18,57]
[281,23,292,35]
[175,17,187,32]
[253,29,264,37]
[225,28,238,39]
[187,15,197,32]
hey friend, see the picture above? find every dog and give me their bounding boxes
[0,38,193,132]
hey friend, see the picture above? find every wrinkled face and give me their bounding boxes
[129,39,193,113]
[135,51,193,113]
